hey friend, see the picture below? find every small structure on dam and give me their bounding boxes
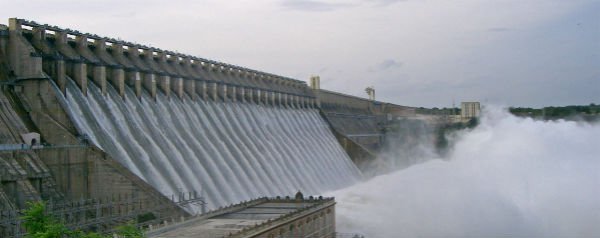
[148,196,336,238]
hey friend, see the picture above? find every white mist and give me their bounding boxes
[332,107,600,237]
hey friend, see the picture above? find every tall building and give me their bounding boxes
[461,102,481,119]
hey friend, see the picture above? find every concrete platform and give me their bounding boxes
[149,197,336,238]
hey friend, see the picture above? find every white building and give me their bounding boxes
[461,102,481,119]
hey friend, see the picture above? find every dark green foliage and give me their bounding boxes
[21,201,71,238]
[115,221,145,238]
[136,212,156,224]
[435,118,479,155]
[509,104,600,121]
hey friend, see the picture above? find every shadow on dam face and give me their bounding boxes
[61,78,362,211]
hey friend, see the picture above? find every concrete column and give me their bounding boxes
[157,74,170,98]
[125,71,142,99]
[184,79,196,100]
[171,77,184,99]
[246,88,253,103]
[291,95,297,108]
[143,73,157,99]
[197,81,207,101]
[144,49,169,98]
[73,62,87,96]
[78,35,107,95]
[55,60,67,94]
[297,96,302,108]
[211,82,218,101]
[263,91,269,105]
[290,95,296,108]
[7,18,43,79]
[92,65,107,95]
[277,92,282,106]
[240,86,246,102]
[230,86,237,102]
[109,43,125,98]
[55,30,87,95]
[31,26,65,93]
[256,89,261,104]
[221,84,227,101]
[109,68,125,98]
[270,92,276,106]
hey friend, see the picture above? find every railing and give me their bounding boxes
[0,191,205,238]
[345,133,383,138]
[325,112,377,119]
[0,143,89,152]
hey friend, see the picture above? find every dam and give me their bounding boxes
[0,18,474,236]
[0,17,361,209]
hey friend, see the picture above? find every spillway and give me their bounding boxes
[60,79,361,210]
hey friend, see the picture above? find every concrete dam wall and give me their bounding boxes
[1,18,361,211]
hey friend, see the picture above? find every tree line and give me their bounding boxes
[509,104,600,120]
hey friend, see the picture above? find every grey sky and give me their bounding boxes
[1,0,598,107]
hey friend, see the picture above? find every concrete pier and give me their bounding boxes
[198,81,207,101]
[220,84,227,101]
[75,35,106,95]
[256,89,261,104]
[124,45,156,99]
[230,86,237,102]
[246,88,253,103]
[171,77,183,99]
[54,31,87,95]
[184,79,195,100]
[210,82,218,101]
[181,58,198,100]
[30,25,66,93]
[109,43,127,97]
[6,18,316,106]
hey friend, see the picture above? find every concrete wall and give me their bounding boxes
[0,49,63,210]
[315,89,416,117]
[314,89,418,164]
[251,203,335,238]
[0,52,187,234]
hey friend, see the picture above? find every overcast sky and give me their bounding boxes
[2,0,599,107]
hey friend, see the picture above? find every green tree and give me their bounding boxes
[21,201,71,238]
[115,221,145,238]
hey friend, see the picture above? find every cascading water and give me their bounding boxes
[60,79,361,211]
